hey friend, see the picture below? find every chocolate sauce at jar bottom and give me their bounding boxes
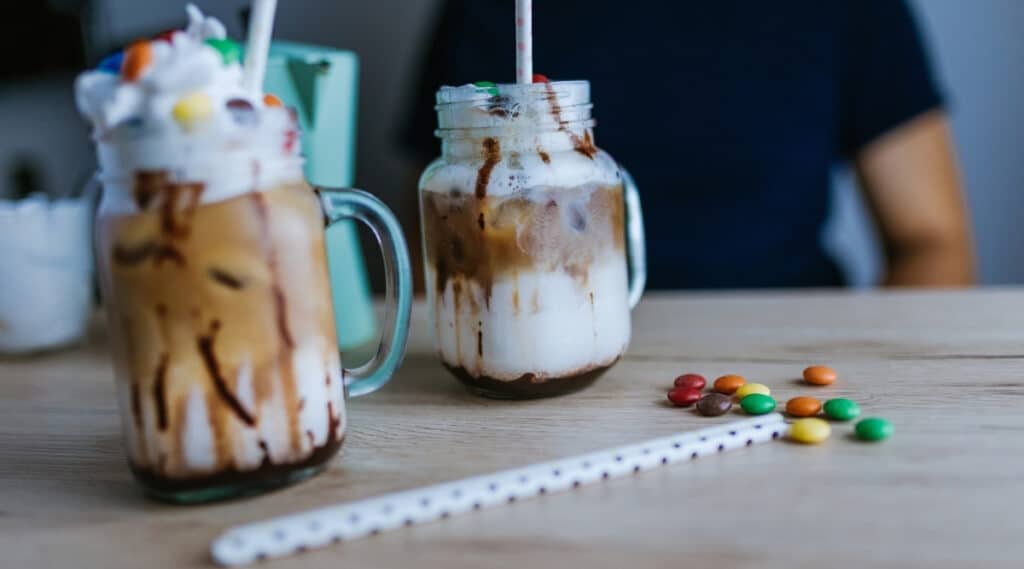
[445,358,620,399]
[130,433,344,499]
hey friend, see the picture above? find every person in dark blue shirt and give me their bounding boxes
[403,0,974,289]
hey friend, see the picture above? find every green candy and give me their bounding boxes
[823,398,861,421]
[474,80,499,96]
[740,393,776,415]
[205,38,241,65]
[855,418,893,441]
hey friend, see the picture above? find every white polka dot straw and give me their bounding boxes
[210,414,789,566]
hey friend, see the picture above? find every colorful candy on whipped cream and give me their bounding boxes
[75,4,300,211]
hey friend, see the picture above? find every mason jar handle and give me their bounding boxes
[621,168,647,309]
[317,188,413,397]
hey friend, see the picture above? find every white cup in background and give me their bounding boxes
[0,193,94,354]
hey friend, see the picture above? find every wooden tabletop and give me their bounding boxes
[2,289,1022,568]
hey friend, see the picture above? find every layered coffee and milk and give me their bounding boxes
[419,81,632,397]
[77,7,345,495]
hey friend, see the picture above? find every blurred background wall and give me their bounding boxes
[2,0,1022,286]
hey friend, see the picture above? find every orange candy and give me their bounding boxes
[712,374,746,395]
[786,396,822,417]
[263,93,283,107]
[121,40,153,81]
[803,365,838,386]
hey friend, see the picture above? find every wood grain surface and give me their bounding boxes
[1,289,1022,568]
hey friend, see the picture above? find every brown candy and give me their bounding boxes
[803,365,837,386]
[786,396,822,417]
[696,393,733,417]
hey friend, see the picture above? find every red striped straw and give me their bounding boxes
[515,0,533,84]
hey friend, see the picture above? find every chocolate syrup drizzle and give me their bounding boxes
[115,171,205,269]
[130,383,143,428]
[250,192,295,349]
[113,241,186,267]
[542,82,597,159]
[153,354,169,431]
[475,137,501,199]
[197,320,256,426]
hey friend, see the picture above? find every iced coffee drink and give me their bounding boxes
[75,7,383,501]
[419,81,644,398]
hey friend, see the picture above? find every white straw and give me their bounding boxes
[242,0,278,96]
[515,0,533,83]
[210,414,789,566]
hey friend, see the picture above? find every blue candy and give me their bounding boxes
[98,51,124,74]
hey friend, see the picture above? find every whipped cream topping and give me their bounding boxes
[423,80,618,198]
[75,4,301,211]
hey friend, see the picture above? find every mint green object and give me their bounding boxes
[261,42,377,354]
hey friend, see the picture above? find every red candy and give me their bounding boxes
[532,73,550,83]
[155,29,179,43]
[283,130,298,153]
[673,373,706,390]
[667,387,702,407]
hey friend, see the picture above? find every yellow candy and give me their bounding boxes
[172,91,213,131]
[789,418,831,444]
[734,382,770,399]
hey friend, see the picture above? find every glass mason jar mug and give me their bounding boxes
[418,80,646,399]
[94,159,413,503]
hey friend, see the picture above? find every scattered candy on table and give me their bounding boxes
[713,374,746,395]
[172,91,214,131]
[803,365,838,386]
[205,38,242,65]
[263,93,284,107]
[734,382,770,399]
[121,40,153,81]
[855,418,893,441]
[661,366,892,445]
[696,393,732,417]
[673,373,706,390]
[785,396,822,417]
[532,73,550,83]
[823,398,861,421]
[739,393,776,415]
[789,418,832,444]
[666,387,701,407]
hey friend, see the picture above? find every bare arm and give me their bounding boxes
[854,110,975,286]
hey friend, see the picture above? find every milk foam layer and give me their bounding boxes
[427,257,630,380]
[421,143,619,198]
[75,5,300,213]
[117,337,346,477]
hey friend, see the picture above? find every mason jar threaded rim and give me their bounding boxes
[434,80,594,138]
